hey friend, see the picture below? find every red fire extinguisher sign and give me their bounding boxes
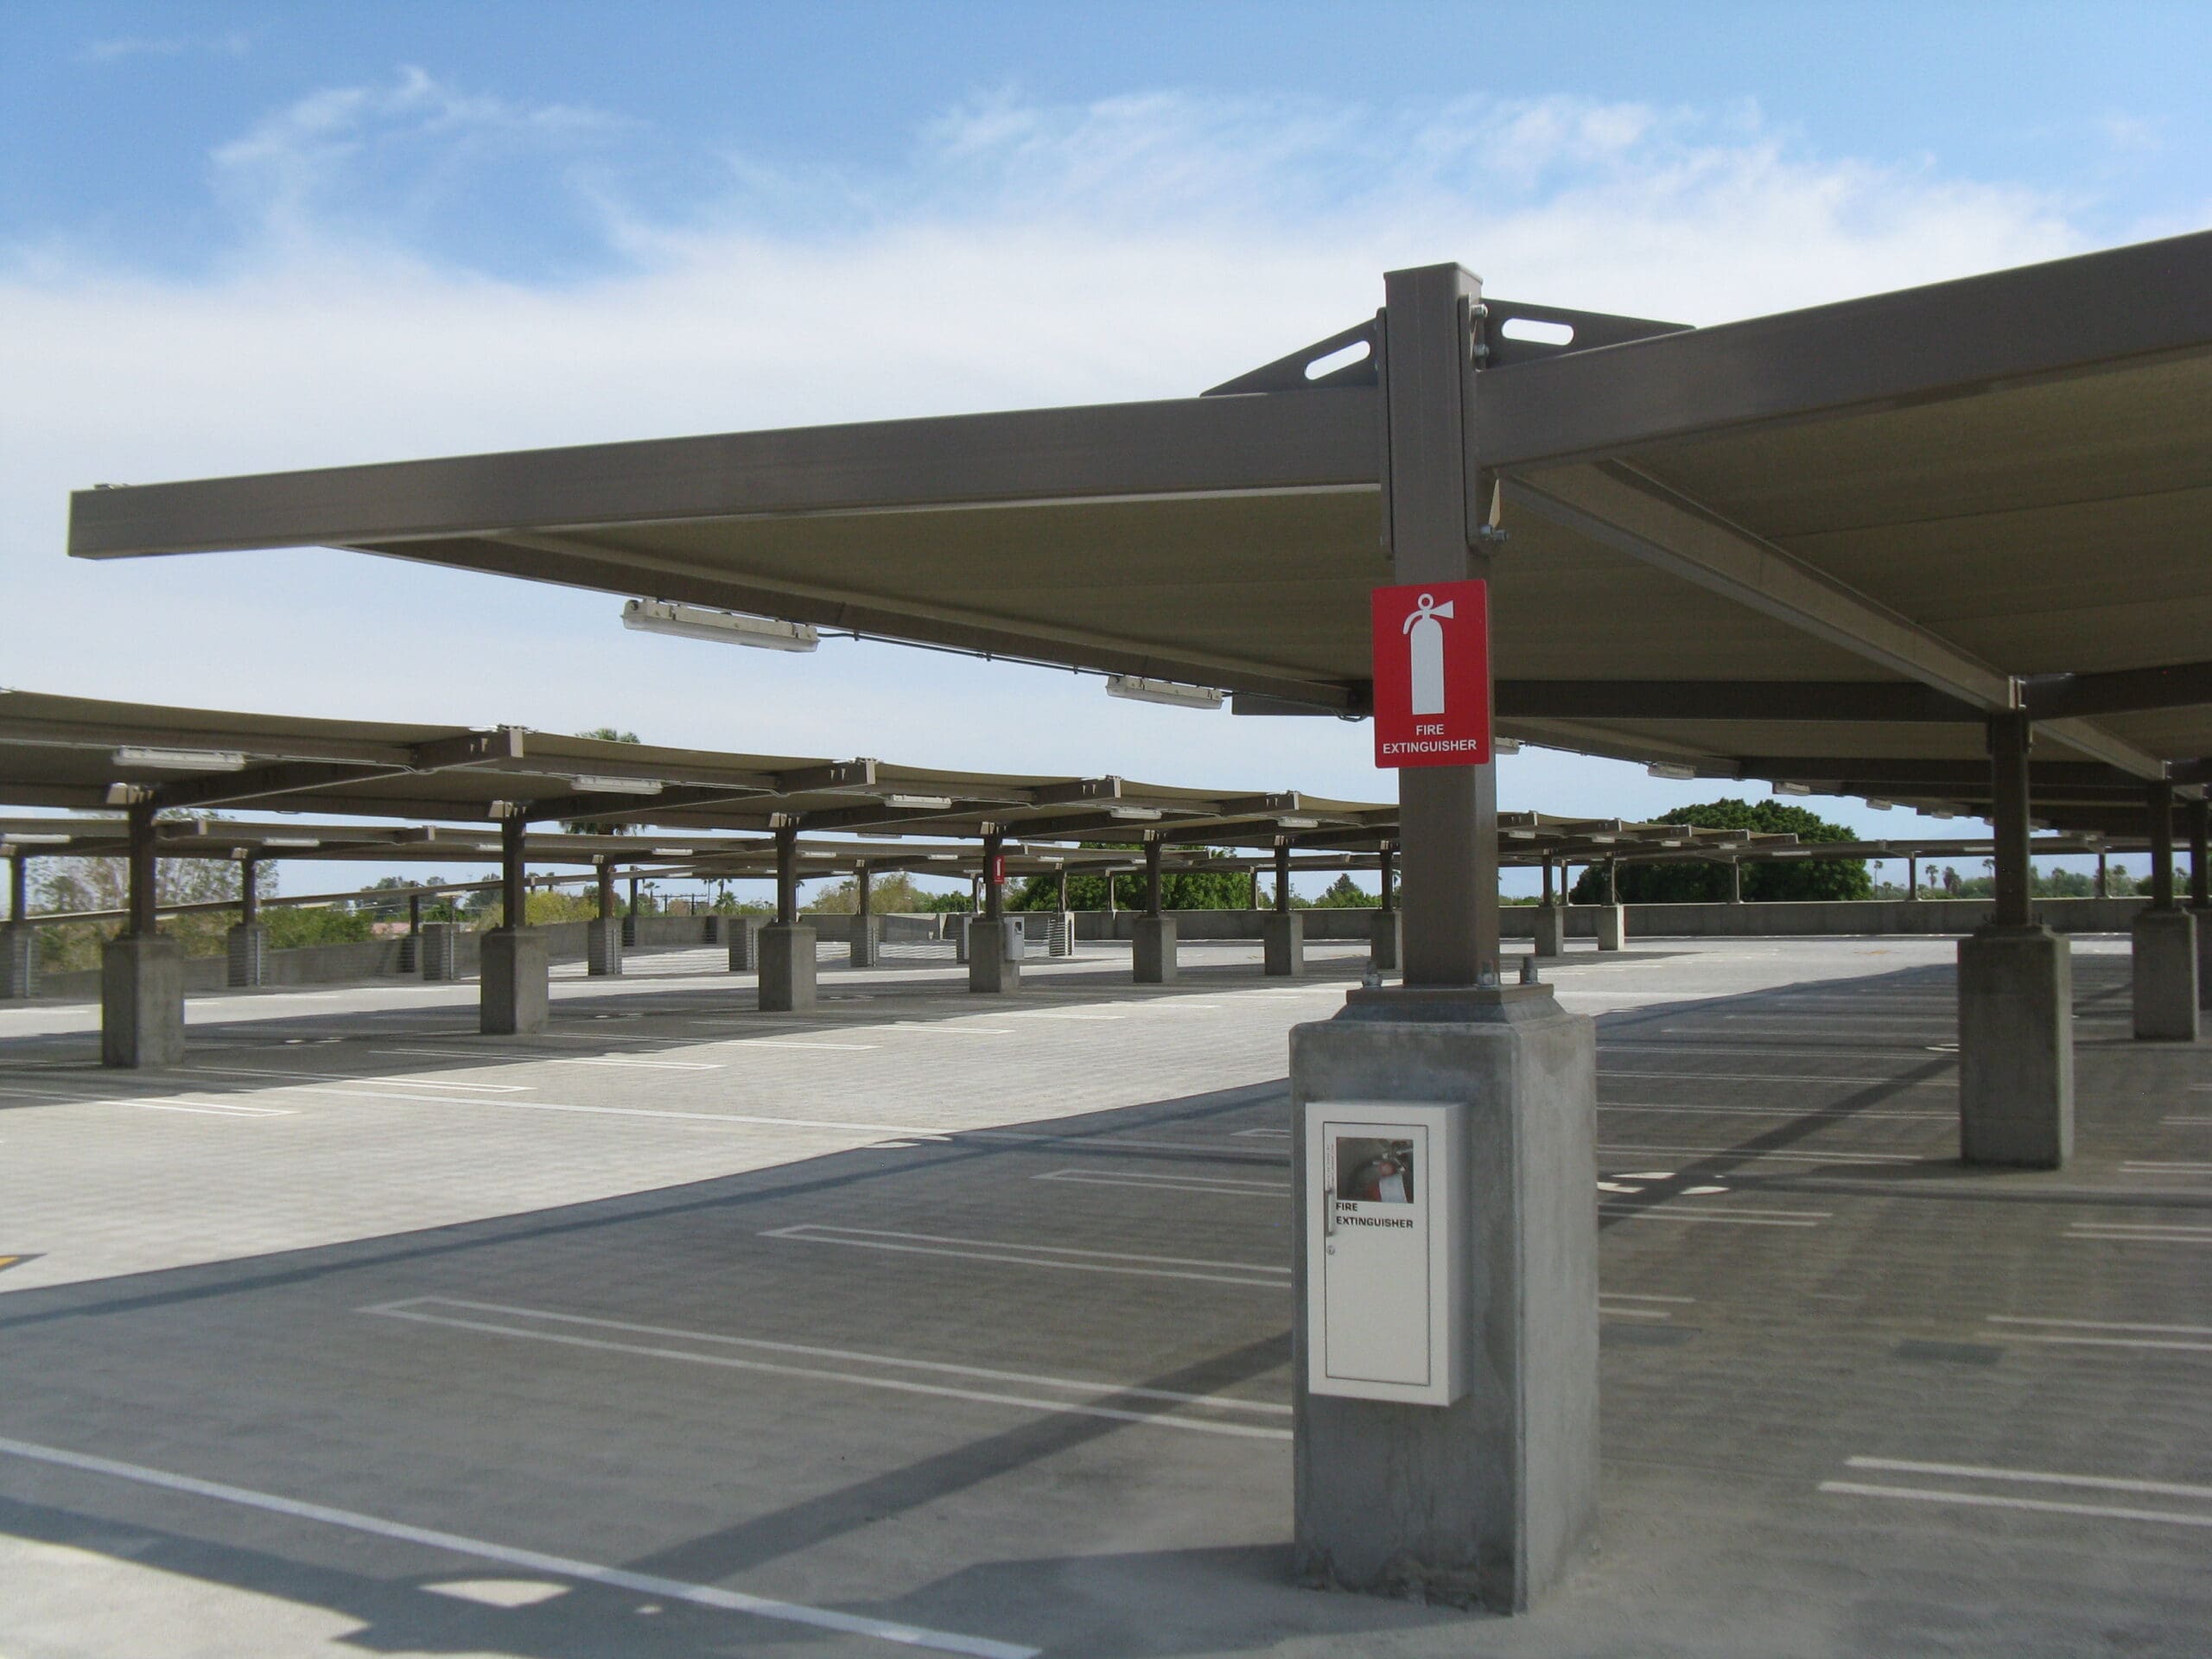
[1370,579,1492,769]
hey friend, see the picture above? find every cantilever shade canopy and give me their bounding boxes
[66,231,2212,832]
[0,690,1389,849]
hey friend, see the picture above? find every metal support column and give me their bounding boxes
[970,829,1017,992]
[1289,261,1595,1611]
[1960,711,2071,1163]
[1264,838,1302,976]
[1907,855,1920,901]
[2134,780,2197,1038]
[103,799,184,1066]
[2191,799,2212,1010]
[587,860,621,976]
[1371,843,1403,971]
[760,821,816,1010]
[226,856,267,988]
[852,861,878,966]
[1134,836,1175,982]
[481,812,546,1033]
[1728,859,1743,904]
[2,855,36,999]
[2096,851,2108,899]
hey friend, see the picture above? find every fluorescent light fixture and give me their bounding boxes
[3,833,72,846]
[1274,817,1320,830]
[927,853,958,861]
[111,746,246,772]
[569,776,658,795]
[1104,675,1226,710]
[1773,849,1812,857]
[803,851,839,860]
[260,837,321,848]
[1774,782,1812,797]
[856,830,904,839]
[1865,798,1894,811]
[1646,762,1698,781]
[649,847,691,856]
[622,598,818,652]
[1493,738,1523,755]
[1928,808,1956,820]
[1106,806,1163,820]
[882,795,954,810]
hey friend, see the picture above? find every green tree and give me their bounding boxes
[1567,798,1872,903]
[1303,873,1378,909]
[1007,848,1253,912]
[33,821,255,969]
[265,906,375,947]
[807,872,944,914]
[563,728,645,835]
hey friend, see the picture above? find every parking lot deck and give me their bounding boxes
[2,936,2207,1656]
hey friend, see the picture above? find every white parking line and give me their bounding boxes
[745,1040,880,1052]
[1819,1482,2212,1529]
[182,1065,532,1093]
[2121,1161,2212,1175]
[132,1100,296,1117]
[0,1433,1033,1658]
[1599,1103,1951,1122]
[1599,1143,1923,1166]
[1599,1204,1830,1227]
[372,1046,721,1071]
[762,1223,1292,1288]
[1986,1315,2212,1353]
[1601,1069,1951,1089]
[2065,1223,2212,1245]
[1035,1168,1291,1196]
[366,1296,1289,1436]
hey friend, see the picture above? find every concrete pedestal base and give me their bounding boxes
[699,915,722,944]
[586,918,622,976]
[969,920,1021,993]
[1370,911,1402,973]
[1958,925,2073,1167]
[2194,907,2212,1012]
[101,934,186,1069]
[1133,915,1177,983]
[1592,906,1625,952]
[727,918,761,973]
[2133,908,2200,1040]
[954,915,972,964]
[1531,905,1565,958]
[759,924,817,1012]
[225,924,268,988]
[1289,986,1598,1612]
[850,916,880,968]
[418,921,458,982]
[1,922,37,999]
[620,914,639,947]
[480,929,549,1035]
[1262,912,1305,978]
[396,934,419,974]
[1047,911,1077,958]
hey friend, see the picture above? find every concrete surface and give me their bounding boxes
[1,934,2208,1656]
[478,928,550,1037]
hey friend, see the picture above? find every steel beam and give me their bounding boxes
[1476,229,2212,468]
[1506,465,2018,711]
[1494,679,1976,722]
[2027,659,2212,720]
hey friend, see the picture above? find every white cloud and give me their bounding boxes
[77,33,249,65]
[0,84,2094,892]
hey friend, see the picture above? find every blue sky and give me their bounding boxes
[4,3,2207,901]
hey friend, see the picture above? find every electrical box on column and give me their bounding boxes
[1305,1100,1465,1405]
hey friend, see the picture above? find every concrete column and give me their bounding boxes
[2190,801,2212,1012]
[103,802,186,1069]
[499,812,528,929]
[726,916,761,972]
[1959,925,2074,1166]
[1531,902,1565,959]
[1263,911,1306,976]
[1292,985,1596,1610]
[700,913,723,944]
[969,918,1021,993]
[1593,906,1625,952]
[480,928,549,1035]
[1134,914,1178,983]
[953,912,971,963]
[1249,868,1262,911]
[397,890,423,972]
[2134,782,2197,1040]
[2095,851,2108,899]
[1288,264,1596,1611]
[1,921,36,1000]
[1604,858,1618,906]
[622,877,640,946]
[586,864,622,976]
[1907,855,1920,900]
[1370,908,1402,972]
[1960,711,2072,1166]
[758,924,817,1011]
[1728,859,1743,904]
[1048,911,1077,958]
[971,831,1016,993]
[102,933,187,1068]
[418,920,458,980]
[225,923,269,988]
[3,856,35,997]
[851,865,879,966]
[1103,868,1117,917]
